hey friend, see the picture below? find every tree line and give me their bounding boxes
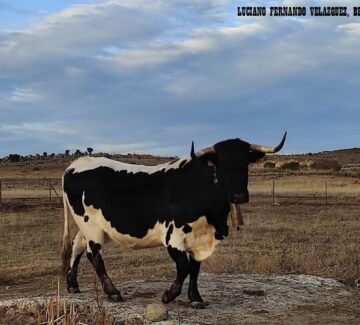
[3,148,94,163]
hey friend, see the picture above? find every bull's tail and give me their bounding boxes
[61,194,72,275]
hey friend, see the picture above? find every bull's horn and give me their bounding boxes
[249,131,287,154]
[195,147,216,158]
[191,142,216,159]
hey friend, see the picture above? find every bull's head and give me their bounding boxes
[191,132,287,227]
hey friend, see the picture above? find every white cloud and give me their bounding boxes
[1,121,75,136]
[64,67,86,78]
[7,87,43,102]
[338,23,360,33]
[101,22,264,70]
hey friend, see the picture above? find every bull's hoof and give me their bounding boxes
[162,282,182,304]
[67,287,80,294]
[108,293,123,302]
[190,301,206,309]
[161,291,172,304]
[162,290,180,304]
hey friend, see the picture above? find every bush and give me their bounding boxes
[264,161,276,169]
[310,159,341,171]
[8,154,21,162]
[281,161,300,170]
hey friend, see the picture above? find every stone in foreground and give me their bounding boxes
[144,303,168,322]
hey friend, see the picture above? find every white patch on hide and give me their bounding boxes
[184,216,220,262]
[167,223,187,251]
[70,231,86,267]
[67,156,190,175]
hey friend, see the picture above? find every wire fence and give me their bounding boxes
[0,178,62,205]
[0,176,358,207]
[249,174,360,206]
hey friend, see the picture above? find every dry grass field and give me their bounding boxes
[1,176,359,294]
[0,153,359,324]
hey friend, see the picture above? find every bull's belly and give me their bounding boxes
[80,202,167,249]
[79,200,220,259]
[99,215,220,260]
[105,222,166,249]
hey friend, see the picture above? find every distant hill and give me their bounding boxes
[263,148,359,165]
[1,147,359,179]
[257,147,360,177]
[311,148,360,165]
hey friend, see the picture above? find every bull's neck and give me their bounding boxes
[163,158,224,209]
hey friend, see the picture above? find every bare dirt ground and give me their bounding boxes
[1,273,360,324]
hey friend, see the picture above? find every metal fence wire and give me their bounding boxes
[0,176,359,206]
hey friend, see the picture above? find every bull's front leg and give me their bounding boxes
[162,246,190,304]
[188,256,205,309]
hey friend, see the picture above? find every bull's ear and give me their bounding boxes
[204,153,217,166]
[249,151,265,163]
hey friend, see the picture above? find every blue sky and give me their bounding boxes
[0,1,90,28]
[0,0,359,157]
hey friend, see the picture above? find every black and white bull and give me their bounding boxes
[61,133,286,308]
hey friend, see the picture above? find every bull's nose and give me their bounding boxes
[230,192,249,204]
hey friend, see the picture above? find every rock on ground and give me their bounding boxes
[144,303,168,322]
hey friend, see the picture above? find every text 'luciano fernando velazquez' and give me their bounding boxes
[237,6,355,17]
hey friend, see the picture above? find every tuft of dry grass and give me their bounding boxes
[38,278,114,325]
[0,278,115,325]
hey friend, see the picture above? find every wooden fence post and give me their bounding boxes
[49,179,52,202]
[272,179,275,204]
[325,180,328,205]
[50,182,61,203]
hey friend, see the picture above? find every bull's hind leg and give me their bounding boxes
[67,231,86,293]
[162,246,190,304]
[87,239,123,302]
[188,256,205,309]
